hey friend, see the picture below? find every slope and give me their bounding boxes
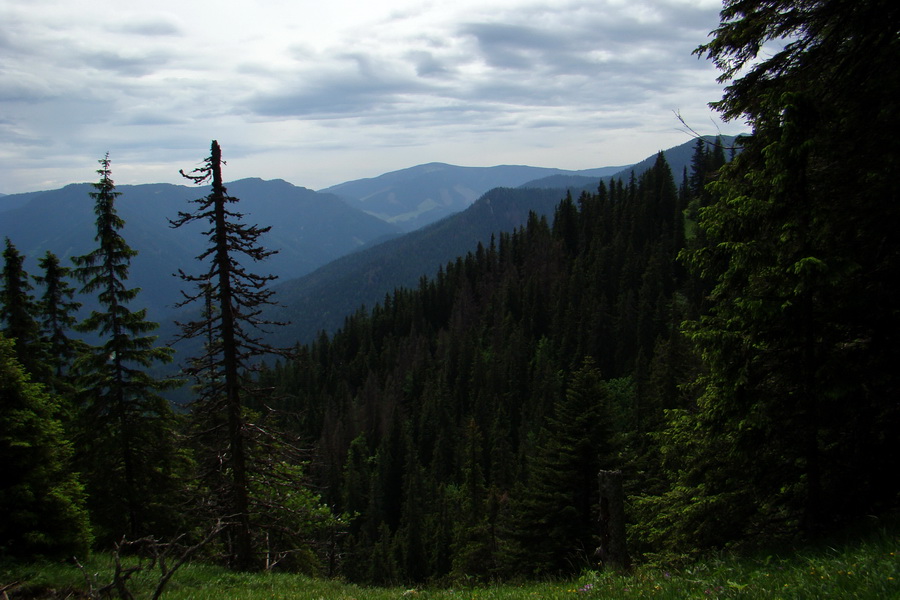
[265,136,738,347]
[266,187,566,347]
[319,163,629,231]
[0,179,401,323]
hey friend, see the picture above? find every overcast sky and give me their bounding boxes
[0,0,744,194]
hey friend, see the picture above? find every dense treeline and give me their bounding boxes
[643,0,900,551]
[255,148,721,582]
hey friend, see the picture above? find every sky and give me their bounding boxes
[0,0,746,194]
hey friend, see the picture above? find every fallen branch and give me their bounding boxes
[1,581,22,600]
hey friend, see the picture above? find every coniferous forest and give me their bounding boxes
[2,0,899,590]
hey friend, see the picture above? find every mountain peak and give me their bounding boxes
[318,162,630,231]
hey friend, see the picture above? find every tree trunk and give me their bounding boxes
[210,141,253,570]
[597,470,629,572]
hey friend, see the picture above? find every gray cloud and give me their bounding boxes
[112,16,183,37]
[245,3,701,125]
[0,0,741,194]
[116,111,189,127]
[407,50,452,77]
[82,48,175,76]
[459,22,564,70]
[247,53,439,118]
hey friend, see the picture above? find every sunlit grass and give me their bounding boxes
[3,521,897,599]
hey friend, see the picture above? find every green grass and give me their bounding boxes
[4,522,898,599]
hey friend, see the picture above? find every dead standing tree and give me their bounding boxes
[170,140,286,570]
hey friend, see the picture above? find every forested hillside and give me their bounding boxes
[256,0,900,583]
[266,135,739,347]
[256,146,719,582]
[266,186,566,348]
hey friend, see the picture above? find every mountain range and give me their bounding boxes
[318,163,627,231]
[266,135,737,345]
[1,135,736,351]
[0,179,401,322]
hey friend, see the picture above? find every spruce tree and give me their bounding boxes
[688,137,709,199]
[505,357,615,576]
[451,419,494,579]
[35,251,84,384]
[647,0,900,549]
[71,153,183,543]
[0,333,92,558]
[1,238,46,379]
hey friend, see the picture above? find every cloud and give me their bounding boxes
[116,111,189,127]
[407,50,452,78]
[81,48,176,76]
[459,22,563,70]
[0,0,741,194]
[112,16,183,37]
[247,53,439,118]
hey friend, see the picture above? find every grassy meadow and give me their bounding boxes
[3,516,898,599]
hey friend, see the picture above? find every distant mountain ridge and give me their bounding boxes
[0,134,739,350]
[521,134,740,193]
[318,163,628,231]
[0,178,401,322]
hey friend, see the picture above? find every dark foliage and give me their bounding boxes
[0,333,92,558]
[258,151,693,581]
[1,239,46,379]
[643,0,900,549]
[70,154,184,544]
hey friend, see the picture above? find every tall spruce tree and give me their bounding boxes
[71,154,183,543]
[172,140,298,570]
[646,0,900,549]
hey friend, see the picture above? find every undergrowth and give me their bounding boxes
[2,517,897,599]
